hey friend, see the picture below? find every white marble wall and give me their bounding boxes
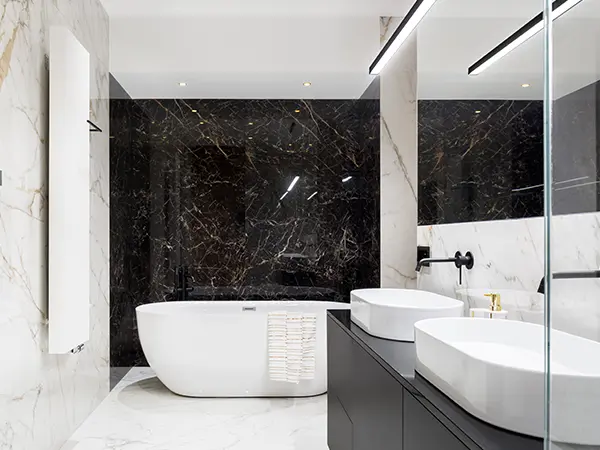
[417,213,600,341]
[0,1,109,449]
[379,17,418,289]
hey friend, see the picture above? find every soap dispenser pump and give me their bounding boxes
[469,293,508,319]
[485,293,502,312]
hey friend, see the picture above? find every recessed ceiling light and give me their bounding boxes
[289,144,292,147]
[248,137,253,140]
[200,121,205,125]
[303,82,312,87]
[191,109,197,113]
[522,83,531,88]
[179,82,187,87]
[294,109,301,113]
[248,122,254,125]
[475,110,481,114]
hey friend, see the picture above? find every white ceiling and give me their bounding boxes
[109,15,384,99]
[104,0,600,100]
[418,0,600,100]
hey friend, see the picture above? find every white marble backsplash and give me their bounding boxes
[418,212,600,341]
[0,1,109,449]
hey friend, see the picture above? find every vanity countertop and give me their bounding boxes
[327,309,543,450]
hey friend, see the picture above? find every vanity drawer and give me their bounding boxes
[404,393,468,450]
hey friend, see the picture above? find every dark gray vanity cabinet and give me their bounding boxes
[328,311,544,450]
[328,315,469,450]
[328,316,404,450]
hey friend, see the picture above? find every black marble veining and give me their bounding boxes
[328,310,543,450]
[418,100,544,225]
[110,99,380,366]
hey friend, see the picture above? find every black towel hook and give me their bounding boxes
[87,120,103,133]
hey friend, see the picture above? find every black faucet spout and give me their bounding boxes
[415,257,456,272]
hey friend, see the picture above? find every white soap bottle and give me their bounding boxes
[469,293,508,319]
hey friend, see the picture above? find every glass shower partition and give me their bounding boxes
[546,0,600,448]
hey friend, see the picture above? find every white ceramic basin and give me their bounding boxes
[415,318,600,446]
[350,289,463,342]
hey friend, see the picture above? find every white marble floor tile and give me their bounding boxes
[61,368,327,450]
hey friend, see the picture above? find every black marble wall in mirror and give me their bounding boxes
[110,99,380,366]
[418,100,544,225]
[553,81,600,214]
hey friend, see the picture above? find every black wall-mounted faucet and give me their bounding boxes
[416,251,474,272]
[416,251,474,284]
[537,270,600,294]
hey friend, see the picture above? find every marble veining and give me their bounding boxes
[61,367,328,450]
[417,212,600,342]
[0,0,110,450]
[379,26,418,289]
[110,98,380,366]
[418,100,544,225]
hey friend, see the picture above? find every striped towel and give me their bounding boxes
[268,311,318,383]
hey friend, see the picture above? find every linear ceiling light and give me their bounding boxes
[468,0,583,76]
[369,0,439,75]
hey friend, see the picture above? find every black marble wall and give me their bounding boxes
[418,100,544,225]
[110,99,380,366]
[553,81,600,214]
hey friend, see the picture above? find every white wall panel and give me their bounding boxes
[48,27,90,354]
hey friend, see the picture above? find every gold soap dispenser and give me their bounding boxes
[469,293,508,319]
[485,293,502,312]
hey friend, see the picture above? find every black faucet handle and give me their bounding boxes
[454,251,474,270]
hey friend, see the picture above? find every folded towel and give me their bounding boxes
[268,311,318,384]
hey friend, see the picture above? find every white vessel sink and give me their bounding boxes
[350,289,463,342]
[415,318,600,446]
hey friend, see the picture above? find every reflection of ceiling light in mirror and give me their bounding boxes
[191,109,197,113]
[303,82,312,87]
[287,176,300,192]
[248,122,254,125]
[307,192,318,200]
[468,0,583,76]
[369,0,439,75]
[342,176,353,183]
[475,110,481,114]
[280,191,289,201]
[179,82,187,87]
[248,137,253,140]
[294,109,301,113]
[521,83,530,88]
[200,121,205,125]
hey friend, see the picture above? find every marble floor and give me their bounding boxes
[61,368,327,450]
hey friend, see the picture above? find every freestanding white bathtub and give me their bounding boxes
[136,301,349,397]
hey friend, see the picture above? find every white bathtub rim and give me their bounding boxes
[136,300,350,315]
